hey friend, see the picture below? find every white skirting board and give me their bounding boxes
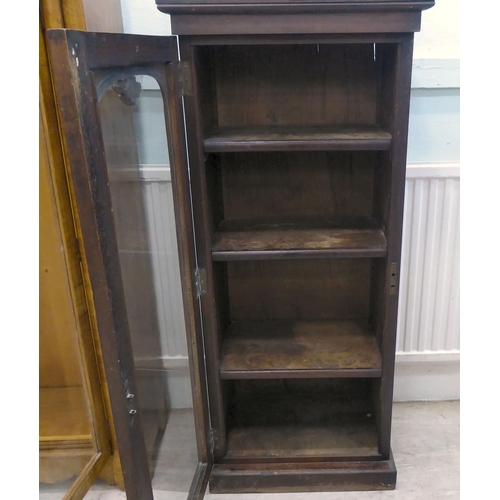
[394,352,460,402]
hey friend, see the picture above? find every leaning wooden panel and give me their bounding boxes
[40,28,110,496]
[40,0,126,495]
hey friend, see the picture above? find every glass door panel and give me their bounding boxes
[92,73,198,497]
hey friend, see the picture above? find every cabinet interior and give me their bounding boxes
[194,41,398,462]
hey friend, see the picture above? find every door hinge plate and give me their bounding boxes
[178,61,193,96]
[195,268,207,298]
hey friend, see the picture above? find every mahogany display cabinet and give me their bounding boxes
[46,0,434,498]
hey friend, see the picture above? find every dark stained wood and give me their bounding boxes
[46,29,211,499]
[158,0,433,11]
[373,36,415,460]
[227,259,371,321]
[212,216,387,260]
[204,125,392,152]
[168,0,429,492]
[224,378,378,461]
[220,319,382,378]
[169,13,422,35]
[211,44,377,128]
[164,44,214,471]
[220,152,376,221]
[209,455,396,493]
[187,33,413,46]
[187,462,211,500]
[179,39,230,461]
[226,418,379,461]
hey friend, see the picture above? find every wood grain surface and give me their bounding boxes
[220,319,382,378]
[204,125,391,152]
[212,216,386,260]
[225,378,378,460]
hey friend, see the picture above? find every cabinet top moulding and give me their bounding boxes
[156,0,434,36]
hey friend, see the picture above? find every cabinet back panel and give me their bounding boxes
[220,151,376,220]
[227,259,370,320]
[225,378,378,461]
[209,44,377,127]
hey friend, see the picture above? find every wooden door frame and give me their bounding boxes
[46,28,211,500]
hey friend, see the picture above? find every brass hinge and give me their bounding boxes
[389,262,398,296]
[178,61,193,96]
[195,268,207,298]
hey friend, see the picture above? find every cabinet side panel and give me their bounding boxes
[371,37,414,458]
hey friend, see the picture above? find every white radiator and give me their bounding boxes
[141,166,188,359]
[394,162,460,401]
[397,162,460,354]
[135,165,192,409]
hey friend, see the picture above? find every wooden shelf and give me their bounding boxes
[225,379,380,461]
[204,125,392,152]
[220,319,382,379]
[212,217,387,260]
[39,387,94,451]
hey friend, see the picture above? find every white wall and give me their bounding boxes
[121,0,171,35]
[414,0,460,60]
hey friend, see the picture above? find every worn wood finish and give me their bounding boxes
[220,320,382,378]
[227,259,371,321]
[220,151,375,221]
[212,216,386,260]
[210,44,377,128]
[373,37,415,459]
[204,125,392,152]
[186,33,413,46]
[209,456,396,492]
[170,13,422,35]
[166,46,215,473]
[224,378,378,461]
[180,39,230,460]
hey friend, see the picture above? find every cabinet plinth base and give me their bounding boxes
[209,453,397,493]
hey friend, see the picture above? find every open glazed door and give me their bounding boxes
[46,29,211,500]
